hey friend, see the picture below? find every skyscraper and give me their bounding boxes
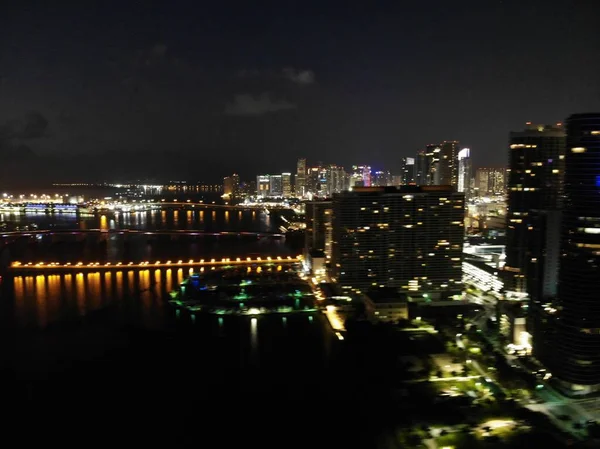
[223,176,234,198]
[256,175,270,198]
[415,149,430,185]
[305,167,321,196]
[281,173,292,198]
[305,200,333,254]
[295,158,306,198]
[269,174,283,197]
[437,141,459,187]
[372,170,391,187]
[401,157,416,185]
[325,165,347,196]
[457,148,472,195]
[545,113,600,395]
[350,165,372,187]
[331,186,464,298]
[426,144,441,185]
[504,123,565,295]
[475,168,507,196]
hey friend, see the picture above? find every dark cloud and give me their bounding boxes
[0,111,49,142]
[282,68,315,85]
[19,111,49,139]
[224,93,296,116]
[235,68,316,85]
[0,111,48,159]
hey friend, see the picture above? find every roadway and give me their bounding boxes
[9,255,301,272]
[0,229,284,238]
[462,289,596,439]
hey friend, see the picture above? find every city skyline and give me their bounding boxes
[4,1,600,443]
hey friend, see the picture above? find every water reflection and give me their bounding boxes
[250,317,259,365]
[10,265,299,329]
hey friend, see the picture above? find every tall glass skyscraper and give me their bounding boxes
[550,113,600,395]
[330,186,464,299]
[457,148,471,195]
[505,123,565,295]
[295,158,306,198]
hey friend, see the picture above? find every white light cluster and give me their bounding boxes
[462,261,503,294]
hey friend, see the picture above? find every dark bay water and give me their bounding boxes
[1,205,292,233]
[0,208,389,445]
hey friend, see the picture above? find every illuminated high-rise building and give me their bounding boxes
[305,167,321,197]
[269,174,283,197]
[351,165,371,187]
[223,174,240,198]
[457,148,472,195]
[305,200,333,255]
[256,175,270,198]
[426,144,441,185]
[437,141,459,187]
[324,165,347,196]
[415,149,429,185]
[295,158,307,197]
[475,167,506,196]
[281,173,292,198]
[505,123,565,295]
[535,113,600,395]
[372,170,391,187]
[331,186,464,298]
[401,157,416,185]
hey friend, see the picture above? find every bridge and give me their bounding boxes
[0,201,298,214]
[8,255,302,273]
[152,202,292,210]
[0,229,285,238]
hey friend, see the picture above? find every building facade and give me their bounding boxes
[504,123,565,295]
[256,175,270,198]
[281,173,292,198]
[437,141,460,187]
[457,148,472,196]
[330,186,464,299]
[475,168,506,196]
[305,200,333,255]
[269,174,283,197]
[401,157,416,185]
[545,113,600,395]
[415,149,429,186]
[295,158,306,198]
[325,165,347,197]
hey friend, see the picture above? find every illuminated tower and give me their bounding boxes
[281,173,292,198]
[331,186,464,298]
[401,157,416,185]
[256,175,270,198]
[295,158,307,197]
[505,123,565,295]
[415,149,429,185]
[457,148,472,195]
[437,141,459,187]
[547,113,600,395]
[269,174,283,197]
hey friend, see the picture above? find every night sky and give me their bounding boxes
[1,0,599,184]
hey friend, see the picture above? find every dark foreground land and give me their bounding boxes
[0,302,582,448]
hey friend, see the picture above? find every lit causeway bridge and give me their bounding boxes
[0,229,285,239]
[8,255,302,274]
